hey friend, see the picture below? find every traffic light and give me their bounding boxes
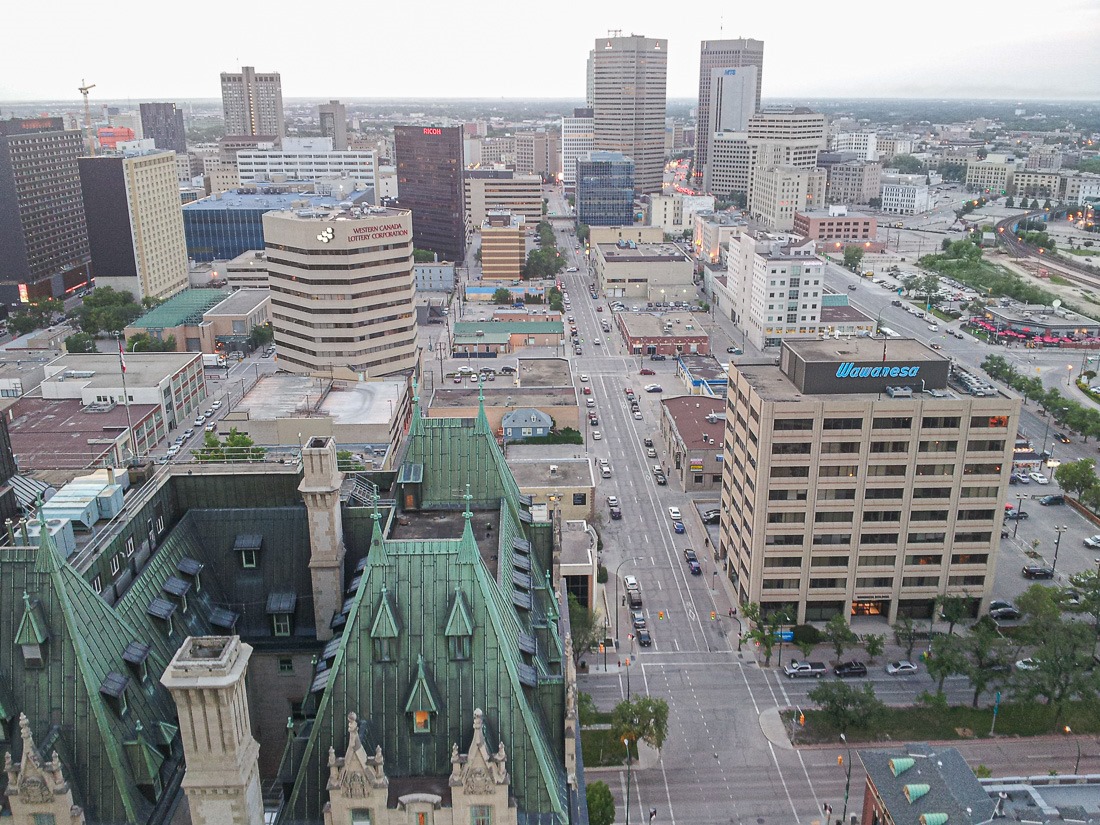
[799,713,805,726]
[598,644,605,654]
[838,755,844,766]
[711,611,717,620]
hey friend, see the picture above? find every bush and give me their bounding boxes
[792,624,822,645]
[596,564,608,584]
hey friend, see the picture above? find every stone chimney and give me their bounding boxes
[299,436,346,640]
[160,636,263,825]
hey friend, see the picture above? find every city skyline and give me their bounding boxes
[3,0,1099,103]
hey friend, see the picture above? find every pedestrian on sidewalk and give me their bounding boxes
[649,807,657,822]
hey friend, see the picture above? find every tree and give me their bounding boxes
[64,332,97,353]
[194,427,265,463]
[806,681,883,734]
[1065,569,1100,640]
[78,286,142,335]
[568,593,603,667]
[248,323,274,348]
[926,634,968,694]
[1014,617,1100,723]
[586,781,615,825]
[918,273,941,307]
[524,248,566,279]
[126,332,177,352]
[1017,583,1063,622]
[863,633,885,664]
[742,602,792,667]
[868,197,882,208]
[935,593,971,635]
[336,450,366,472]
[823,614,858,664]
[576,222,590,242]
[577,691,599,726]
[1030,199,1040,209]
[1005,196,1015,208]
[1054,459,1097,498]
[7,313,39,336]
[611,695,670,753]
[962,617,1011,707]
[892,616,919,661]
[491,287,513,305]
[413,249,435,263]
[842,246,865,272]
[892,154,924,174]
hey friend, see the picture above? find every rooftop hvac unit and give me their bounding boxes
[549,465,558,476]
[885,385,913,398]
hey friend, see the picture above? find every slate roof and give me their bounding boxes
[860,744,996,825]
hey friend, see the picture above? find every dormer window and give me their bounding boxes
[235,534,262,569]
[404,655,439,736]
[444,590,473,662]
[99,672,131,717]
[267,592,297,637]
[369,587,400,664]
[15,593,49,668]
[123,641,152,684]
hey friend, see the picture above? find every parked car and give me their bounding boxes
[1084,535,1100,548]
[592,431,602,440]
[644,438,654,447]
[631,610,646,630]
[644,384,663,393]
[1012,473,1030,484]
[647,447,657,458]
[610,507,622,520]
[683,548,698,563]
[1028,472,1050,485]
[1005,509,1029,520]
[784,660,827,679]
[886,660,918,675]
[990,606,1021,621]
[650,354,667,361]
[579,374,589,382]
[1040,494,1065,505]
[834,661,868,678]
[636,628,652,647]
[639,368,656,375]
[726,346,743,355]
[702,509,720,524]
[655,473,667,485]
[1021,564,1055,579]
[989,600,1015,612]
[166,445,180,457]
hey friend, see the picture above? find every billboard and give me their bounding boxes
[796,358,950,395]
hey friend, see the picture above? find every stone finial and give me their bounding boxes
[347,712,359,738]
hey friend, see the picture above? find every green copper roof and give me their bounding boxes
[453,320,563,335]
[124,721,166,785]
[369,586,401,638]
[444,590,474,637]
[404,655,440,714]
[14,592,49,646]
[130,288,230,329]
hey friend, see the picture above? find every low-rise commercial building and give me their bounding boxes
[880,182,931,215]
[965,153,1020,194]
[123,288,270,354]
[451,321,564,356]
[660,395,726,491]
[225,249,269,289]
[480,211,526,281]
[1060,172,1100,206]
[414,261,457,293]
[588,226,664,245]
[426,386,580,433]
[720,338,1018,624]
[675,354,728,397]
[40,351,205,431]
[616,311,709,356]
[692,210,746,264]
[506,449,596,524]
[1012,170,1060,199]
[219,374,410,465]
[647,194,715,234]
[793,206,877,245]
[979,302,1100,338]
[236,139,376,188]
[592,240,695,301]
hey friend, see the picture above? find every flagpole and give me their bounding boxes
[117,334,137,465]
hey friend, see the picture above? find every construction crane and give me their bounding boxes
[78,79,96,156]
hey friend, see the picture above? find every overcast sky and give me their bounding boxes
[3,0,1098,103]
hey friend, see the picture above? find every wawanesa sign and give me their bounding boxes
[836,362,920,379]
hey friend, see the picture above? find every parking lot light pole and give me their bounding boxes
[1014,493,1025,538]
[1065,726,1082,775]
[1053,525,1068,573]
[839,733,853,825]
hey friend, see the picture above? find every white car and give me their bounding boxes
[668,506,682,521]
[886,660,918,675]
[211,400,223,409]
[633,410,643,420]
[1015,658,1039,671]
[607,495,620,507]
[1029,472,1050,485]
[166,445,180,457]
[566,266,578,272]
[580,374,589,382]
[592,430,602,440]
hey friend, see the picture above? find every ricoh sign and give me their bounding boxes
[798,358,949,395]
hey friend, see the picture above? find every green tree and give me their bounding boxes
[842,246,865,271]
[524,247,566,279]
[611,695,670,753]
[1014,617,1100,723]
[248,323,274,348]
[1005,196,1015,208]
[823,614,858,664]
[413,248,435,263]
[962,617,1011,707]
[1030,198,1040,209]
[806,681,883,734]
[192,431,225,462]
[1065,569,1100,639]
[195,427,265,463]
[1054,459,1098,498]
[892,616,919,661]
[79,286,142,335]
[64,332,97,353]
[586,781,615,825]
[577,691,599,726]
[926,634,968,694]
[7,313,39,336]
[1017,583,1064,622]
[742,601,793,667]
[336,450,366,472]
[918,273,941,307]
[935,593,971,635]
[576,222,590,242]
[568,593,603,667]
[491,287,513,305]
[126,332,177,352]
[891,154,924,174]
[863,633,885,664]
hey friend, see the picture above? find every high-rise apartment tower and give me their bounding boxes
[220,66,285,140]
[139,102,187,153]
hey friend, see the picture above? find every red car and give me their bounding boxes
[583,386,592,395]
[596,306,603,312]
[640,368,655,375]
[624,388,633,396]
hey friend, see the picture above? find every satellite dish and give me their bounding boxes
[1052,299,1062,309]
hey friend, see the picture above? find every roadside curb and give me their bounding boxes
[759,707,794,751]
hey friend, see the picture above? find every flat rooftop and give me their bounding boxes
[820,304,874,323]
[8,397,158,469]
[798,208,874,219]
[266,204,408,222]
[985,302,1100,326]
[388,508,501,577]
[204,288,269,317]
[429,387,578,409]
[130,289,230,328]
[518,358,571,388]
[598,242,691,263]
[662,396,726,447]
[183,191,369,212]
[507,457,593,488]
[789,337,942,363]
[233,375,404,424]
[619,312,708,338]
[677,355,728,382]
[43,352,198,387]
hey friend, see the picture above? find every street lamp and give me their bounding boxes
[614,556,643,650]
[1067,364,1074,386]
[1053,525,1068,573]
[623,737,634,825]
[1014,493,1025,538]
[1065,726,1082,775]
[839,733,853,825]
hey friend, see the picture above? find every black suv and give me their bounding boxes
[1022,564,1055,579]
[1039,494,1065,506]
[834,661,868,678]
